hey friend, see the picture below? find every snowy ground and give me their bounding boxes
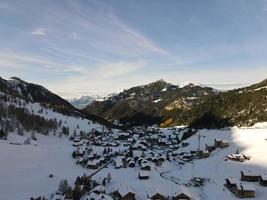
[1,123,267,200]
[0,134,89,200]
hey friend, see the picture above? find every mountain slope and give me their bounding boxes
[0,76,78,116]
[84,79,267,128]
[84,79,218,126]
[189,78,267,128]
[0,76,116,129]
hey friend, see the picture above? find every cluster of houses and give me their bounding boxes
[110,184,193,200]
[71,127,192,172]
[66,128,234,200]
[112,150,166,177]
[197,139,229,159]
[31,172,194,200]
[225,170,267,198]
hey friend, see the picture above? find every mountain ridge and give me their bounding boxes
[84,78,267,128]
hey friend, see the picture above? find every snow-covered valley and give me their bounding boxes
[1,122,267,200]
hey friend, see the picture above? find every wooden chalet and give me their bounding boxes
[173,192,191,200]
[138,171,149,180]
[259,175,267,186]
[225,178,238,191]
[141,162,151,171]
[214,139,229,148]
[240,171,260,182]
[205,144,216,152]
[150,193,166,200]
[30,197,42,200]
[225,178,256,198]
[90,185,106,195]
[128,161,135,168]
[235,184,256,198]
[87,160,100,169]
[197,150,210,159]
[113,185,136,200]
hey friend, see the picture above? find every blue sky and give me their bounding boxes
[1,0,267,98]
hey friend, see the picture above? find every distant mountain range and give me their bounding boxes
[84,79,267,128]
[68,95,105,109]
[1,76,266,128]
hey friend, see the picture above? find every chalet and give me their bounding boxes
[158,156,165,162]
[259,175,267,186]
[76,157,84,165]
[128,161,135,168]
[114,132,130,140]
[152,158,159,163]
[225,178,239,190]
[72,142,80,147]
[87,160,100,169]
[90,185,106,195]
[146,157,153,162]
[51,194,65,200]
[115,157,124,169]
[30,197,42,200]
[85,193,113,200]
[214,139,229,148]
[172,150,179,156]
[235,184,256,198]
[138,158,144,165]
[205,144,216,152]
[74,137,81,143]
[240,171,260,182]
[150,193,166,200]
[197,150,209,159]
[138,171,149,180]
[113,185,136,200]
[141,162,151,171]
[173,192,191,200]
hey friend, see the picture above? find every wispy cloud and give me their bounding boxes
[109,14,167,55]
[31,28,48,36]
[96,60,147,78]
[0,52,147,79]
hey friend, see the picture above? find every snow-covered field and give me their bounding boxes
[0,134,89,200]
[1,123,267,200]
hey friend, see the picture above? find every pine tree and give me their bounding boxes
[73,184,82,200]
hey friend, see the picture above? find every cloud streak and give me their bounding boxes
[31,28,48,36]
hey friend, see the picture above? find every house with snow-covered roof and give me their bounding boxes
[150,192,166,200]
[112,184,136,200]
[240,170,260,182]
[259,175,267,186]
[225,177,239,190]
[114,156,124,169]
[173,192,191,200]
[235,183,256,198]
[84,193,113,200]
[90,184,106,195]
[138,170,149,180]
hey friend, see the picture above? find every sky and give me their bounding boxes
[0,0,267,98]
